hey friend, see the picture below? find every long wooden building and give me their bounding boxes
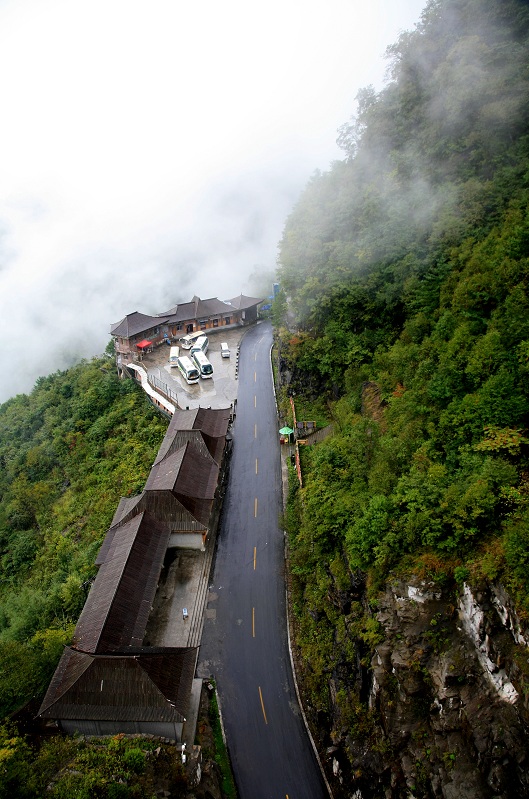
[38,407,231,739]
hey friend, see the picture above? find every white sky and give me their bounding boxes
[0,0,425,401]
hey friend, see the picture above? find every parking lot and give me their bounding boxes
[140,326,246,410]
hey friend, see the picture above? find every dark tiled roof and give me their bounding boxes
[158,295,232,321]
[73,512,170,654]
[148,442,219,527]
[108,490,207,534]
[110,312,164,338]
[145,448,186,492]
[158,301,197,321]
[194,407,231,438]
[166,408,201,433]
[155,408,230,465]
[225,293,264,310]
[175,443,219,500]
[194,296,234,317]
[38,647,197,722]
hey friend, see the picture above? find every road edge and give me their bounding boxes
[268,335,335,799]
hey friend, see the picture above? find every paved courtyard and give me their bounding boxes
[140,326,245,410]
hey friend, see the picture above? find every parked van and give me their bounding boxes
[190,335,209,356]
[169,346,180,366]
[220,342,230,358]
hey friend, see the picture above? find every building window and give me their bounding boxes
[213,318,219,327]
[224,316,231,325]
[176,323,182,331]
[199,319,207,330]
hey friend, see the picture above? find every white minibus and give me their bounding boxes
[176,356,200,384]
[220,342,230,358]
[192,350,214,378]
[179,331,204,349]
[190,335,209,356]
[169,346,180,366]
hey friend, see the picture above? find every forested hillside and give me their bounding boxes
[0,357,168,719]
[276,0,529,796]
[0,361,230,797]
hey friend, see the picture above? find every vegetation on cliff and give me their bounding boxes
[276,0,529,793]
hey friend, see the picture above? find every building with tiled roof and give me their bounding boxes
[37,407,231,740]
[38,647,196,739]
[110,293,263,368]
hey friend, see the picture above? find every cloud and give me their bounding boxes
[0,0,425,401]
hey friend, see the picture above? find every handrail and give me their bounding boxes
[125,363,177,416]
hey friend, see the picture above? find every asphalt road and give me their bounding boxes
[198,321,329,799]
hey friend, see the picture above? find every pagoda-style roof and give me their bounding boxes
[73,512,170,654]
[110,311,166,338]
[225,293,264,310]
[158,295,235,321]
[38,646,197,723]
[155,407,231,465]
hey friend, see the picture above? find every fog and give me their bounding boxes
[0,0,425,402]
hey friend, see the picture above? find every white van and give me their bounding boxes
[220,342,230,358]
[169,346,180,366]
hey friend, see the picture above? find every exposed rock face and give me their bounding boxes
[324,576,529,798]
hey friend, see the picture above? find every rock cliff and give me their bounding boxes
[318,574,529,798]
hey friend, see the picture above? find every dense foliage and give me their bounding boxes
[277,0,529,739]
[0,726,189,798]
[0,357,167,718]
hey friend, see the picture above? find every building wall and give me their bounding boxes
[169,532,204,550]
[170,314,234,339]
[60,719,183,739]
[114,305,259,363]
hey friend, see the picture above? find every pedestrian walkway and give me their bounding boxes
[144,518,220,649]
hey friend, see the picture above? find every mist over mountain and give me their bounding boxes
[0,0,425,403]
[279,0,529,322]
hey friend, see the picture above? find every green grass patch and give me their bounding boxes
[208,685,238,799]
[291,394,332,430]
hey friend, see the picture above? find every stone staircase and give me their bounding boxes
[297,424,333,445]
[186,534,217,648]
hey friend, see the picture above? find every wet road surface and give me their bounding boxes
[198,321,329,799]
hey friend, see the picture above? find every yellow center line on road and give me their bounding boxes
[253,546,256,570]
[254,497,258,517]
[252,607,255,637]
[255,458,258,475]
[258,686,268,725]
[254,371,257,382]
[254,423,257,439]
[254,395,257,408]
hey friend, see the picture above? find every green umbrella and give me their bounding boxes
[279,426,294,435]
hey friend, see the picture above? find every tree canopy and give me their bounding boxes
[0,357,167,717]
[277,0,529,727]
[274,6,529,789]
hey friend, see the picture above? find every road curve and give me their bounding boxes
[198,321,329,799]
